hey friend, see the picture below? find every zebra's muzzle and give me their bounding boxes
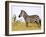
[19,15,20,17]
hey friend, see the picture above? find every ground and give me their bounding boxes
[12,21,41,31]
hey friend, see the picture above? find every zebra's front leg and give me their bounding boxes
[26,22,28,27]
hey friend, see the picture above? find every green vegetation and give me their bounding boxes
[12,21,41,31]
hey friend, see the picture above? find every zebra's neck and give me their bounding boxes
[23,14,28,19]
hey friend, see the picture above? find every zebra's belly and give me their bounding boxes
[25,17,36,22]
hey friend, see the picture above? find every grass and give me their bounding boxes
[12,21,41,31]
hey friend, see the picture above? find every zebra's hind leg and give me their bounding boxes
[26,22,28,27]
[35,21,39,24]
[35,21,41,28]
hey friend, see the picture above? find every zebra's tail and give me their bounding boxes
[39,19,41,26]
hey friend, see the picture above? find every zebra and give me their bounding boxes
[19,10,41,27]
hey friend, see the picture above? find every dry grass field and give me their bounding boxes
[12,21,41,31]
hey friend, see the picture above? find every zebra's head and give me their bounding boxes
[19,10,25,17]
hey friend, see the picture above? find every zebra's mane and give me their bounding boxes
[21,10,28,16]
